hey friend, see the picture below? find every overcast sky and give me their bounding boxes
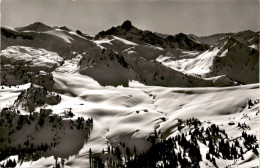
[1,0,259,36]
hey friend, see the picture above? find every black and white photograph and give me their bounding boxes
[0,0,259,167]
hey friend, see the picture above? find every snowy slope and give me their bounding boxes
[1,46,63,71]
[1,27,93,59]
[157,37,259,84]
[156,47,219,75]
[1,72,258,167]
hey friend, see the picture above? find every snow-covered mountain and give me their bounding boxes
[95,20,209,51]
[210,37,259,84]
[188,30,259,47]
[0,21,259,168]
[1,22,238,87]
[157,32,259,84]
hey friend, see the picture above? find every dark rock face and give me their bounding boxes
[167,33,209,51]
[121,20,132,31]
[140,30,165,47]
[59,26,71,31]
[1,28,34,40]
[76,30,83,35]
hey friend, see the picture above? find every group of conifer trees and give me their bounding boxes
[0,108,93,168]
[89,118,259,168]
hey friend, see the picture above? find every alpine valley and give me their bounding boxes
[0,21,259,168]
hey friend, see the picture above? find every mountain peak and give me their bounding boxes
[59,26,72,32]
[212,36,242,49]
[15,22,53,32]
[121,20,132,31]
[31,22,46,26]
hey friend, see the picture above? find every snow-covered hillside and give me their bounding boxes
[0,72,259,167]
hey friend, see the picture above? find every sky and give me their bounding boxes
[1,0,259,36]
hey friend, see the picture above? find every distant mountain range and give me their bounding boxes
[188,30,259,47]
[1,21,259,87]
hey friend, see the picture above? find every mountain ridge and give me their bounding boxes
[1,21,258,87]
[15,22,54,32]
[95,20,209,51]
